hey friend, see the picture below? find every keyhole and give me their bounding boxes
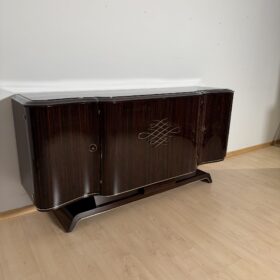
[89,144,97,153]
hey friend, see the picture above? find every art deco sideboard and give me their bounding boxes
[12,87,233,231]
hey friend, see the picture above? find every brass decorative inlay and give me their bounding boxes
[138,118,181,147]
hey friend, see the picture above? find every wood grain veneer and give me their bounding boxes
[11,87,233,230]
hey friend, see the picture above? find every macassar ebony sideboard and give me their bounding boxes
[12,87,233,232]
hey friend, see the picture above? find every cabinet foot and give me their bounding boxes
[52,169,212,232]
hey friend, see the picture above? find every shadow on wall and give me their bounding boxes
[0,96,31,212]
[267,67,280,145]
[272,69,280,145]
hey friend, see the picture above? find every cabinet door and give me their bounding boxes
[197,92,233,164]
[100,96,200,195]
[29,102,100,210]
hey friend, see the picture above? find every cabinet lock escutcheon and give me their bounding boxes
[89,144,98,153]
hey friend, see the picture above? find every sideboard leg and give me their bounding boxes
[176,169,212,184]
[52,207,79,232]
[199,170,212,183]
[52,196,97,232]
[202,176,212,183]
[53,209,95,233]
[51,169,213,232]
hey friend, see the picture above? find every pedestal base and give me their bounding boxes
[52,169,212,232]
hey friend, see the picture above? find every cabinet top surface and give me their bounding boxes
[12,86,233,106]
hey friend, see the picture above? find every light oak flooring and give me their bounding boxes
[0,146,280,280]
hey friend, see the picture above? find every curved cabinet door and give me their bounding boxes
[197,92,233,164]
[100,96,200,195]
[29,102,100,210]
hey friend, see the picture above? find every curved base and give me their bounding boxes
[52,169,212,232]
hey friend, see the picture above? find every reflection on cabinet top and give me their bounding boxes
[12,86,233,106]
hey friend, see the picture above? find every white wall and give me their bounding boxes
[1,0,280,211]
[0,89,33,211]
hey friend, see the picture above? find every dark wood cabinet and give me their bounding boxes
[101,96,200,195]
[12,87,233,231]
[197,92,234,164]
[29,103,101,209]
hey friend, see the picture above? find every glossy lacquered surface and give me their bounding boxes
[54,169,212,232]
[12,89,233,210]
[197,92,233,164]
[101,96,200,195]
[29,103,100,210]
[12,86,232,105]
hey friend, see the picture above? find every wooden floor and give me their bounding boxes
[0,146,280,280]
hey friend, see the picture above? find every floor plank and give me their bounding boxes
[0,146,279,279]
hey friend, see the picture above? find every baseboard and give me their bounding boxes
[226,142,272,158]
[0,141,275,220]
[0,205,36,221]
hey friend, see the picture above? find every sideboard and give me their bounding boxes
[12,87,233,231]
